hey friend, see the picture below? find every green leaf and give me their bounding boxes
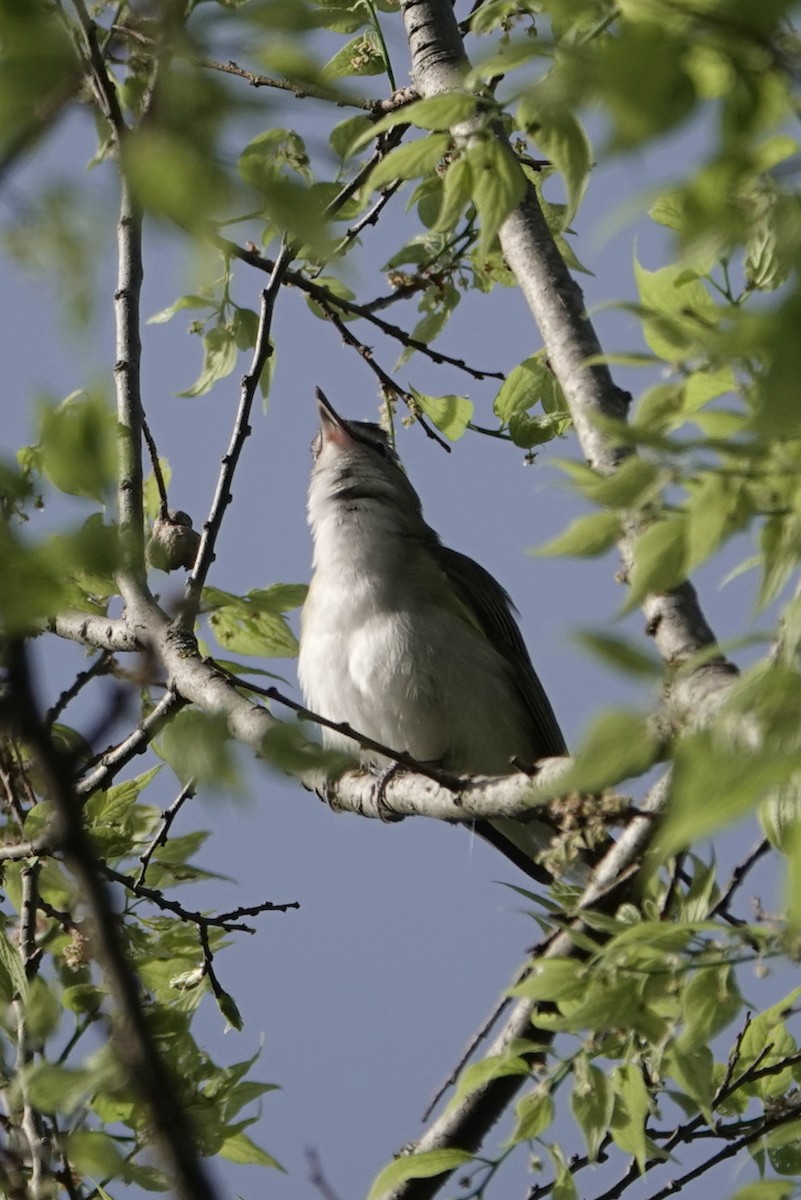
[409,388,473,440]
[260,722,354,777]
[0,927,28,1004]
[663,1044,715,1120]
[85,767,161,829]
[367,1150,473,1200]
[466,140,526,255]
[730,1184,797,1200]
[571,1064,614,1162]
[217,988,244,1031]
[626,516,687,609]
[27,1065,96,1115]
[61,984,105,1014]
[684,473,748,572]
[518,103,592,224]
[239,128,312,189]
[178,324,239,398]
[678,965,741,1052]
[323,31,386,79]
[509,1088,554,1143]
[535,511,621,558]
[449,1054,530,1107]
[220,1130,284,1169]
[609,1064,651,1171]
[147,294,216,324]
[508,411,570,448]
[595,23,696,149]
[433,155,473,233]
[157,710,239,790]
[738,988,801,1100]
[38,391,117,501]
[122,128,230,228]
[661,730,801,856]
[207,585,303,658]
[367,134,451,191]
[559,710,658,794]
[364,93,479,143]
[510,958,587,1003]
[494,354,552,421]
[574,631,662,678]
[65,1130,126,1179]
[330,114,373,159]
[634,259,719,363]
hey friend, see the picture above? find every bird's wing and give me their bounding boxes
[437,545,568,758]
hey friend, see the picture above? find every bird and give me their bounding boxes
[298,389,569,883]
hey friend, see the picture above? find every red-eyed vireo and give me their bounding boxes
[298,391,568,882]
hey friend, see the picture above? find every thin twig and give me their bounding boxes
[711,838,771,919]
[307,1149,345,1200]
[218,669,463,790]
[45,651,114,729]
[183,239,293,622]
[71,0,127,134]
[101,862,298,932]
[220,240,505,380]
[317,299,452,450]
[200,57,377,110]
[14,861,49,1196]
[141,414,169,520]
[135,778,195,887]
[74,689,185,798]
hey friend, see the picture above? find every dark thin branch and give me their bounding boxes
[2,640,221,1200]
[182,240,293,623]
[712,838,771,919]
[593,1100,801,1200]
[316,299,452,451]
[221,241,505,380]
[200,57,378,110]
[221,672,462,790]
[45,651,114,729]
[135,779,195,887]
[141,414,169,520]
[71,0,127,135]
[330,182,403,257]
[74,689,185,798]
[307,1149,345,1200]
[101,862,298,932]
[14,861,49,1193]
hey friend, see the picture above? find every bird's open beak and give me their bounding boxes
[315,387,354,447]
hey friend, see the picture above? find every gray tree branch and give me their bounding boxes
[400,0,736,708]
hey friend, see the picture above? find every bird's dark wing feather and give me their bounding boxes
[438,545,568,759]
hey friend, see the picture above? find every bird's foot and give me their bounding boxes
[372,762,405,822]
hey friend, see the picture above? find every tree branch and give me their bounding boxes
[2,640,221,1200]
[377,771,670,1200]
[399,0,736,703]
[46,612,142,652]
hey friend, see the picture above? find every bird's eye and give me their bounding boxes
[372,441,389,459]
